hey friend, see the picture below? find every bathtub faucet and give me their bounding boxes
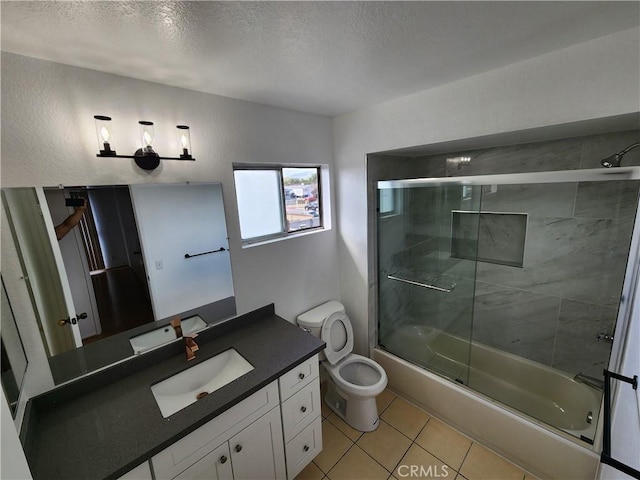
[574,373,604,391]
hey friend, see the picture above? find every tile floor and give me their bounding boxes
[295,388,538,480]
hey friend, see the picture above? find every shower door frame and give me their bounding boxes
[371,165,640,450]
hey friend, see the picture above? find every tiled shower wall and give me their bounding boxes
[370,129,640,378]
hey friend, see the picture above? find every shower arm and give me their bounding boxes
[618,142,640,155]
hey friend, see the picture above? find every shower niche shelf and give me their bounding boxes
[387,271,456,293]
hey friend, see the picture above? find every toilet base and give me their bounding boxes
[325,379,380,432]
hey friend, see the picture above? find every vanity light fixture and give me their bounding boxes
[94,116,196,170]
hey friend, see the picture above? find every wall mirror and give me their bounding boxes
[1,183,236,384]
[1,276,28,416]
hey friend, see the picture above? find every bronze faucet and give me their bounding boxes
[169,317,199,361]
[184,334,199,361]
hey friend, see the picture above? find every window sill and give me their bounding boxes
[241,226,329,249]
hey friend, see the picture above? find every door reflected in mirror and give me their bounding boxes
[45,186,155,347]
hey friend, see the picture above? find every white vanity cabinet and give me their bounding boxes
[278,355,322,480]
[149,355,322,480]
[151,381,284,480]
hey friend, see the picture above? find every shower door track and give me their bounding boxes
[377,166,640,189]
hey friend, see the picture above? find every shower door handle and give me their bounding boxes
[601,369,640,479]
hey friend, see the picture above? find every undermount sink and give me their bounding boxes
[129,315,208,354]
[151,348,254,418]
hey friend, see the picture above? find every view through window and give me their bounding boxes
[234,165,322,243]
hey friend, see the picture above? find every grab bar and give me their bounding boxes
[387,274,456,293]
[184,247,227,259]
[601,369,639,479]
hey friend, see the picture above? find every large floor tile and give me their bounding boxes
[376,388,396,414]
[380,397,430,439]
[415,418,472,470]
[327,445,388,480]
[314,420,354,474]
[295,461,325,480]
[357,420,412,471]
[326,410,364,442]
[459,444,525,480]
[393,444,452,479]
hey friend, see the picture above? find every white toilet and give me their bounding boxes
[297,301,387,432]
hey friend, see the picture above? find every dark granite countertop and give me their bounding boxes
[22,304,325,480]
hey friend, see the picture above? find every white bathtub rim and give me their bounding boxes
[383,324,603,439]
[376,347,599,449]
[375,348,600,480]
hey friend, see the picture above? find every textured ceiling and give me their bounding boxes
[2,1,639,117]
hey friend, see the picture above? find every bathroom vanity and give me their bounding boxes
[20,304,324,480]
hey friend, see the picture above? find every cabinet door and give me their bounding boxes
[229,407,286,480]
[173,442,233,480]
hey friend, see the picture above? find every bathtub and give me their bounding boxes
[376,324,602,479]
[381,324,601,440]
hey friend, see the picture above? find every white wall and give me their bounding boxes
[129,183,234,319]
[1,52,339,396]
[332,27,640,356]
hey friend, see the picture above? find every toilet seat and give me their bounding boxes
[321,311,354,365]
[324,354,387,398]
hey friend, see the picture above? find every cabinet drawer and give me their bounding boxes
[281,378,321,442]
[285,415,322,480]
[152,381,279,479]
[279,354,319,401]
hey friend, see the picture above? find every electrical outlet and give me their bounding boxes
[155,260,164,270]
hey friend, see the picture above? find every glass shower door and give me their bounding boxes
[377,182,481,385]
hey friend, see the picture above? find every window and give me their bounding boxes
[234,165,322,244]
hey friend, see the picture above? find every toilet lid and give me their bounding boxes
[321,312,353,365]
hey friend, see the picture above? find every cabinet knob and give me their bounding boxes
[220,455,228,464]
[303,445,310,452]
[298,373,305,380]
[235,444,243,453]
[300,406,307,413]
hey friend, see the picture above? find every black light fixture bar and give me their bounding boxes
[95,153,197,161]
[94,116,196,170]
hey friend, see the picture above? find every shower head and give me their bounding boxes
[600,142,640,168]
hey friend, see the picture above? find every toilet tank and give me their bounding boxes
[297,300,346,338]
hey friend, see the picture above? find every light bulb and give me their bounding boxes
[180,134,188,149]
[100,126,111,143]
[143,131,153,147]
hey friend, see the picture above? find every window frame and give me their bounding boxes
[233,164,324,245]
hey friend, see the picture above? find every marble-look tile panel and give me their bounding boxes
[410,276,476,336]
[475,216,633,307]
[412,154,448,178]
[368,154,417,182]
[378,277,414,343]
[574,180,640,220]
[477,213,526,268]
[579,130,640,169]
[446,138,582,177]
[480,182,577,218]
[552,298,617,378]
[471,282,560,366]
